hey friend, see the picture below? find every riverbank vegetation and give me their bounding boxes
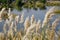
[0,7,60,40]
[0,0,60,40]
[0,0,60,10]
[46,1,60,6]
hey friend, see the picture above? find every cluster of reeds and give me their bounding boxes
[0,7,60,40]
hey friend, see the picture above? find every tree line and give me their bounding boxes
[0,0,46,10]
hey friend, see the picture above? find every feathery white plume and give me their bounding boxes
[31,15,35,25]
[42,7,55,28]
[0,8,5,14]
[0,8,5,22]
[8,15,13,22]
[8,8,11,16]
[52,18,60,30]
[19,13,24,23]
[24,16,30,32]
[13,22,17,32]
[23,20,36,40]
[15,15,19,23]
[10,21,14,30]
[26,20,36,34]
[36,20,41,33]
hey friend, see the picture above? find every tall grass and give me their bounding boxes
[0,7,60,40]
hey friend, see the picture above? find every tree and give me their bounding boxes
[0,0,7,3]
[40,0,46,4]
[0,0,47,10]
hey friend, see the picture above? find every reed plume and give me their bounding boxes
[19,13,24,23]
[26,20,36,35]
[31,15,35,25]
[24,16,30,32]
[8,15,13,22]
[7,22,14,39]
[36,20,41,33]
[15,15,19,23]
[8,8,11,16]
[52,17,60,30]
[42,7,55,28]
[23,20,36,40]
[0,8,5,21]
[13,21,17,32]
[45,18,60,40]
[0,7,60,40]
[0,8,5,14]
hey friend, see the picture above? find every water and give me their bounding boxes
[0,6,60,32]
[12,7,47,21]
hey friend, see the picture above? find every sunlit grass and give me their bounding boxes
[0,7,60,40]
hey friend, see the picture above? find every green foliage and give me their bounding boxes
[0,0,7,3]
[46,1,60,6]
[0,0,46,10]
[40,0,46,3]
[14,0,24,10]
[0,0,60,11]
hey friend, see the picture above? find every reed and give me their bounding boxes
[0,7,60,40]
[36,20,41,33]
[42,6,55,28]
[24,16,30,32]
[19,13,24,23]
[52,18,60,30]
[0,8,5,21]
[31,15,35,25]
[15,15,19,23]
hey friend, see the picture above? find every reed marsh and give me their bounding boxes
[0,7,60,40]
